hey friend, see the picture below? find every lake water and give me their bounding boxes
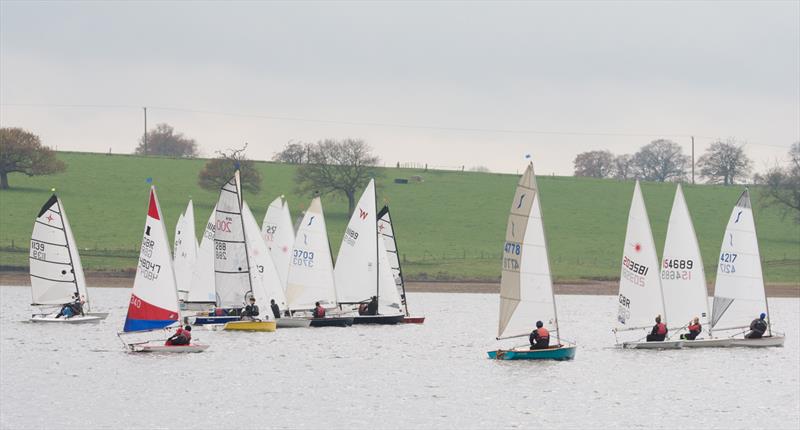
[1,286,798,430]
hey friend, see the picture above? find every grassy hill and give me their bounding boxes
[0,151,797,284]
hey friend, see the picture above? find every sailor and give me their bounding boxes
[240,297,259,321]
[646,315,668,342]
[270,299,281,319]
[358,302,368,315]
[313,301,326,318]
[55,293,84,318]
[681,317,702,340]
[366,296,378,315]
[745,313,768,339]
[529,321,550,350]
[165,325,192,346]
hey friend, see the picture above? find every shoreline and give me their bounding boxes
[2,271,797,297]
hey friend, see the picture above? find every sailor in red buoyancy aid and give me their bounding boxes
[529,321,550,350]
[646,315,668,342]
[165,325,192,346]
[313,302,326,318]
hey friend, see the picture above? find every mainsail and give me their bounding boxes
[285,197,338,311]
[377,205,409,316]
[334,179,379,305]
[123,187,180,332]
[377,236,403,315]
[187,206,217,304]
[661,184,710,330]
[615,181,666,330]
[173,200,198,302]
[261,196,295,291]
[29,194,90,311]
[497,163,558,341]
[214,171,253,308]
[243,201,288,313]
[711,189,769,333]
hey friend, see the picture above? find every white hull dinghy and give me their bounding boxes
[622,340,683,349]
[30,314,102,324]
[680,338,734,348]
[130,342,210,353]
[729,336,785,348]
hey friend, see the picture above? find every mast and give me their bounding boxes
[374,179,380,314]
[235,171,254,299]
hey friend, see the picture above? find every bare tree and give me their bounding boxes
[135,123,198,157]
[573,150,615,178]
[612,154,634,180]
[198,143,262,193]
[0,127,66,189]
[697,139,752,185]
[632,139,689,182]
[761,142,800,223]
[272,141,311,164]
[295,139,382,214]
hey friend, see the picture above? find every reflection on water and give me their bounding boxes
[1,286,798,429]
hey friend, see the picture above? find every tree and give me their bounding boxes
[272,141,311,164]
[761,142,800,223]
[198,144,262,193]
[295,139,382,215]
[697,139,752,185]
[0,127,66,189]
[573,150,615,178]
[632,139,689,182]
[612,154,633,180]
[135,123,198,157]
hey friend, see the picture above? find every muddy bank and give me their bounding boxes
[2,271,797,297]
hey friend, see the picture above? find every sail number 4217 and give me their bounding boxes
[719,252,738,274]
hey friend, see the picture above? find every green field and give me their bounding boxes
[0,152,797,284]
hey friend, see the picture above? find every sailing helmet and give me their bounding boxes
[536,321,543,328]
[760,313,766,319]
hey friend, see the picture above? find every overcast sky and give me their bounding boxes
[1,1,798,175]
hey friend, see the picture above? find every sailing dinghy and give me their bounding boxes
[119,186,208,353]
[661,185,732,348]
[334,179,404,324]
[261,196,295,292]
[377,205,425,324]
[710,189,784,347]
[487,163,576,360]
[214,171,276,332]
[285,197,353,327]
[173,200,198,304]
[29,194,106,323]
[613,181,683,349]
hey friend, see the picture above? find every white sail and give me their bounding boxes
[285,197,338,311]
[123,187,180,332]
[377,236,403,315]
[187,205,217,304]
[377,206,409,316]
[661,184,710,330]
[243,200,288,313]
[711,190,768,332]
[173,212,184,257]
[214,171,253,308]
[334,179,378,305]
[261,196,295,291]
[497,163,557,339]
[616,181,665,330]
[173,200,198,302]
[29,194,90,310]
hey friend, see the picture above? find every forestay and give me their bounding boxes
[497,163,557,340]
[214,171,253,308]
[285,197,338,311]
[123,187,180,332]
[334,179,378,304]
[661,184,709,329]
[261,196,295,291]
[711,190,768,332]
[173,200,198,302]
[243,201,287,313]
[29,194,90,311]
[616,181,666,330]
[377,206,409,316]
[187,206,217,304]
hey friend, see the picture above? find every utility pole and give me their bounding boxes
[143,107,148,156]
[691,136,695,184]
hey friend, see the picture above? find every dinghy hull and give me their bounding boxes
[309,317,354,327]
[680,338,733,348]
[487,345,576,361]
[191,316,240,325]
[223,321,277,332]
[402,316,425,324]
[131,343,209,353]
[729,336,785,348]
[276,318,312,328]
[30,314,102,324]
[352,314,404,325]
[621,340,683,349]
